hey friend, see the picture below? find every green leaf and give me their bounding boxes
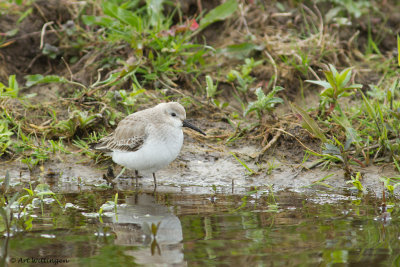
[199,0,238,30]
[360,89,382,135]
[24,216,33,230]
[103,2,141,29]
[332,108,361,147]
[323,143,341,155]
[324,70,337,92]
[82,15,115,27]
[25,74,68,87]
[147,0,165,27]
[397,34,400,66]
[345,84,363,89]
[306,80,332,89]
[360,90,376,119]
[23,188,34,196]
[244,87,283,116]
[230,152,255,174]
[4,28,19,37]
[328,64,339,78]
[337,67,352,88]
[320,87,334,98]
[8,75,18,92]
[205,75,217,98]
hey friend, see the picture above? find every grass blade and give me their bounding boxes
[290,102,328,143]
[199,0,238,30]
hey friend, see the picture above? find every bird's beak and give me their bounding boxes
[183,120,206,136]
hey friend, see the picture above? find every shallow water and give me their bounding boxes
[1,187,399,266]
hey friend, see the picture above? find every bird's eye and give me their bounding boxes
[171,112,176,117]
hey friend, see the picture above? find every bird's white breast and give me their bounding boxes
[111,125,184,174]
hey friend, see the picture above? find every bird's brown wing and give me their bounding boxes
[90,113,147,153]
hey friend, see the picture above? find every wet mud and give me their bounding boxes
[1,136,398,197]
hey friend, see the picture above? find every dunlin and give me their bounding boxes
[91,102,206,186]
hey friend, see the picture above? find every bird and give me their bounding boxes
[90,102,206,187]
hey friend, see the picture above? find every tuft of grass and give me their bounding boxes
[306,64,362,116]
[244,86,284,118]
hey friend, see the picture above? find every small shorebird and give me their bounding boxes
[91,102,206,186]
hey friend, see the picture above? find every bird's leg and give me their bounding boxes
[153,173,157,188]
[135,170,139,187]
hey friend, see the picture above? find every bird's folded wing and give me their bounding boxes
[92,135,145,152]
[91,115,147,152]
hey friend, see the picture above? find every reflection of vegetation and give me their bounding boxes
[180,191,400,266]
[0,186,399,266]
[0,174,63,237]
[0,0,397,181]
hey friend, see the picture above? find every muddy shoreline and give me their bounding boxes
[2,139,398,197]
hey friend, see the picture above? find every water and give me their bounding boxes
[1,188,399,266]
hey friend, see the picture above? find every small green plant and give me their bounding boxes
[230,152,256,175]
[322,0,371,19]
[205,75,218,99]
[306,64,362,115]
[73,131,109,161]
[106,88,145,114]
[244,86,284,118]
[20,146,49,169]
[80,0,230,89]
[0,180,62,236]
[0,75,19,98]
[56,110,101,137]
[346,172,365,193]
[204,75,229,109]
[0,120,13,156]
[380,177,400,195]
[266,159,278,175]
[309,136,358,177]
[227,58,263,94]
